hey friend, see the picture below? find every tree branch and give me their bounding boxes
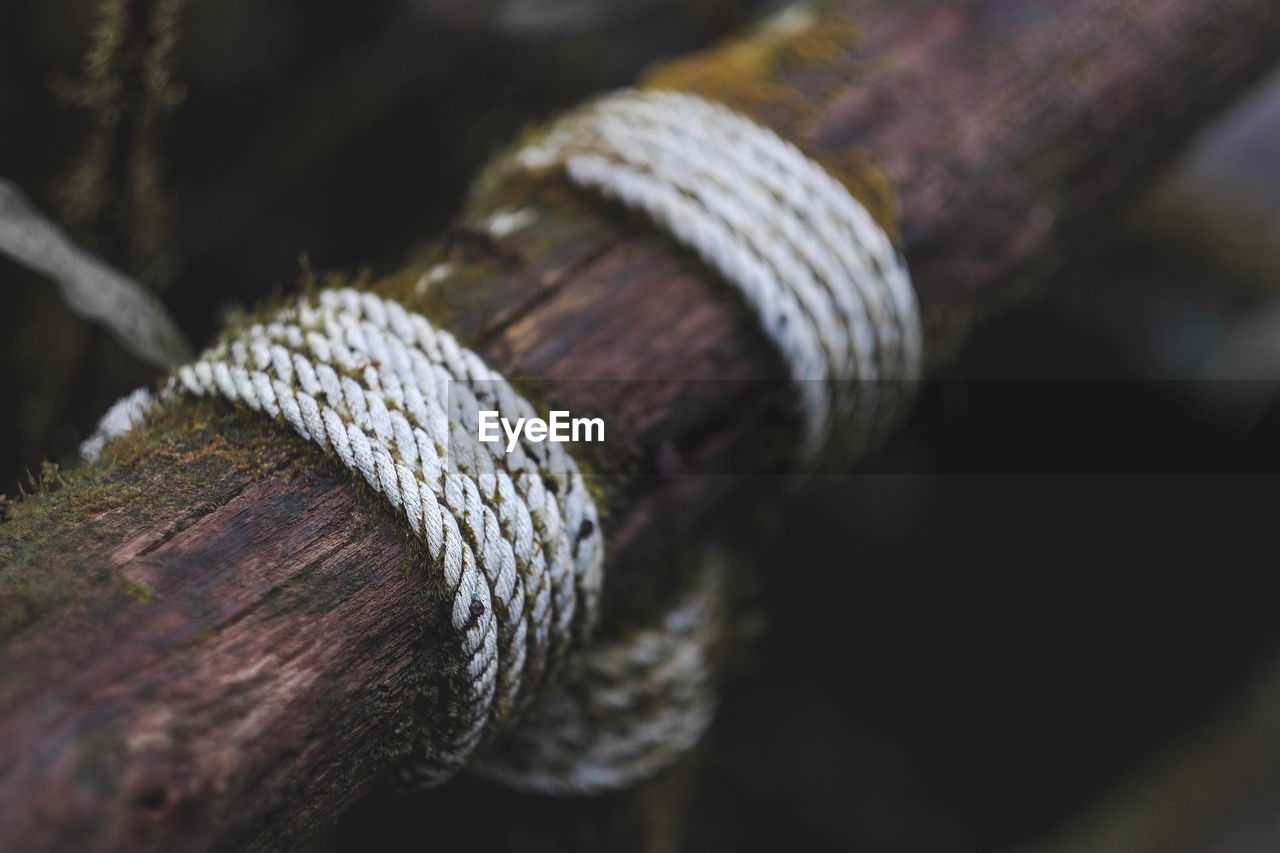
[2,0,1279,849]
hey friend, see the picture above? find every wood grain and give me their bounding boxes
[2,0,1279,849]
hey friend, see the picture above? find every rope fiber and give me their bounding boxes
[83,89,921,794]
[502,88,923,461]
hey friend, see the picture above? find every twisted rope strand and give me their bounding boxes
[83,89,922,795]
[505,88,923,459]
[85,288,603,784]
[473,548,728,794]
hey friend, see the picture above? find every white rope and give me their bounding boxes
[473,547,727,794]
[83,288,731,795]
[78,386,155,461]
[84,287,604,784]
[83,89,922,795]
[501,88,922,459]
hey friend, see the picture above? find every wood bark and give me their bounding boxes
[2,0,1279,849]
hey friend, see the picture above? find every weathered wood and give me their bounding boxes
[2,0,1279,849]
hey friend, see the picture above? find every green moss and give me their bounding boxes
[0,397,292,632]
[0,593,37,645]
[641,3,857,119]
[639,2,901,241]
[116,573,157,604]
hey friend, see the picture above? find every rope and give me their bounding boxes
[85,287,604,784]
[474,548,727,794]
[498,88,923,460]
[82,89,922,795]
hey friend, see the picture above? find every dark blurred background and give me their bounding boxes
[3,1,1280,850]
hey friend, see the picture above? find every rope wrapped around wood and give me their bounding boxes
[84,288,604,786]
[82,89,921,795]
[499,88,923,461]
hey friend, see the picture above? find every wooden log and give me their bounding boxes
[2,0,1279,849]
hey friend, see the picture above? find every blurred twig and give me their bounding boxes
[0,178,191,368]
[53,0,186,286]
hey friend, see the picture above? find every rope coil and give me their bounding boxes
[86,288,604,784]
[502,88,923,460]
[474,548,727,794]
[84,89,921,794]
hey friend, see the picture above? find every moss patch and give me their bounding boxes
[641,1,902,241]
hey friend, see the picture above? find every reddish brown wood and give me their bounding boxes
[2,0,1279,849]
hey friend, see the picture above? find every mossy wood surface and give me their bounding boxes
[2,0,1280,849]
